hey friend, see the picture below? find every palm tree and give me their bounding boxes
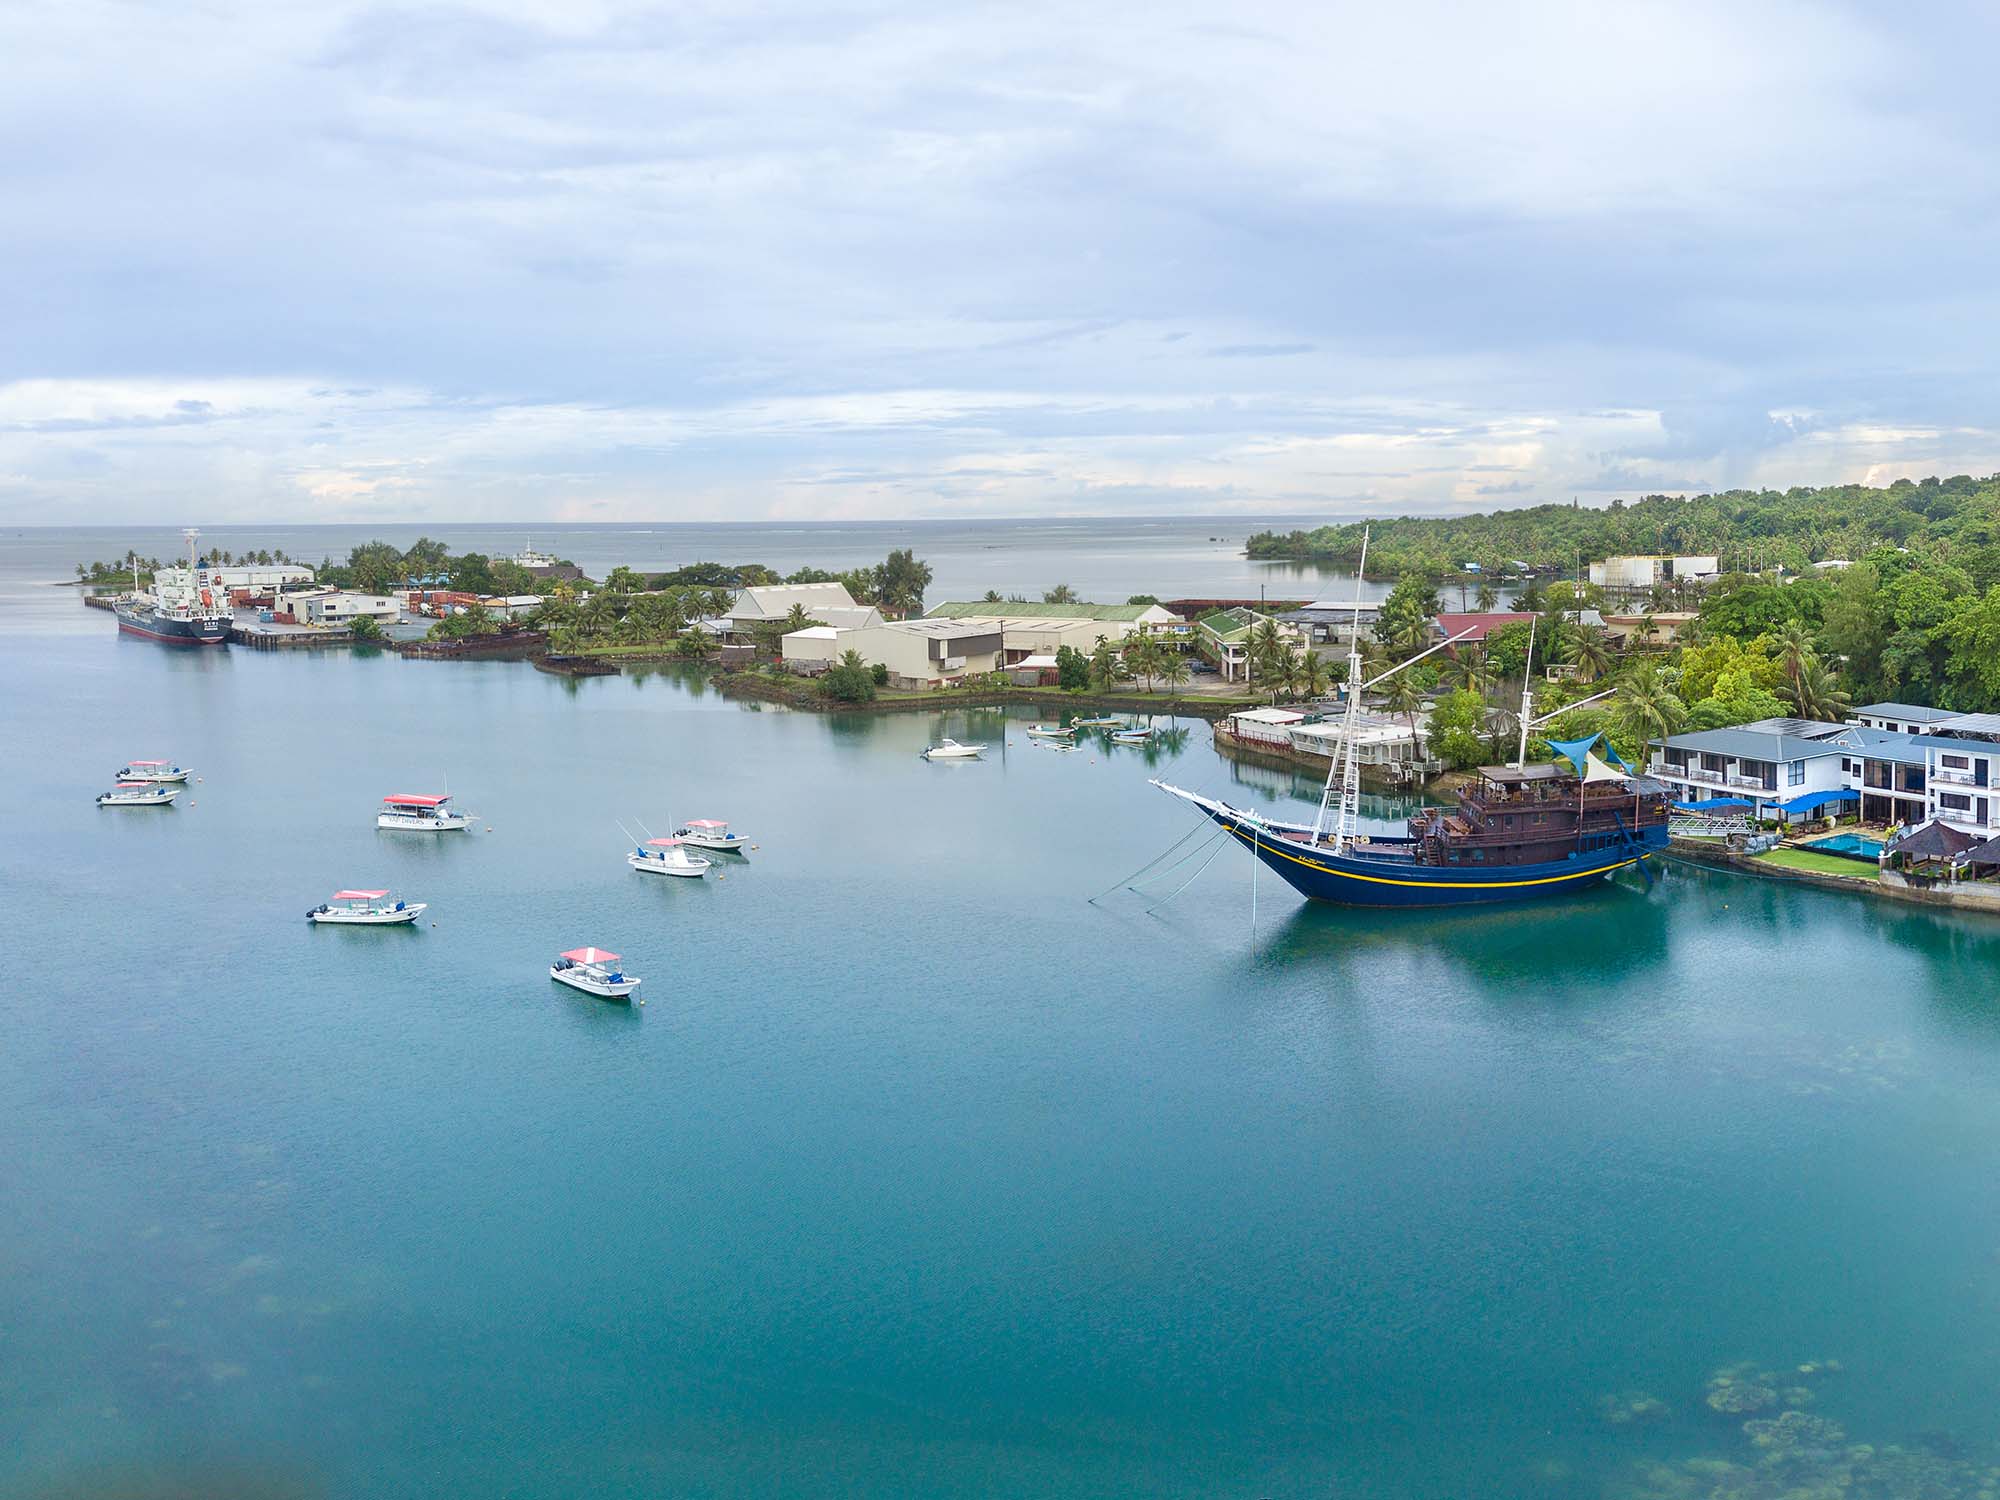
[1088,638,1123,690]
[1564,626,1614,682]
[677,629,717,663]
[1451,653,1491,696]
[1772,620,1814,702]
[1609,665,1686,763]
[1786,656,1852,722]
[784,603,817,634]
[1298,651,1330,700]
[1043,583,1080,604]
[1381,672,1424,737]
[1249,620,1287,684]
[1125,635,1162,692]
[1475,579,1497,612]
[1160,648,1191,699]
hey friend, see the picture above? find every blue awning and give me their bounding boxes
[1674,796,1753,811]
[1778,789,1860,815]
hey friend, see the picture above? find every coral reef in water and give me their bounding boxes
[1614,1358,1997,1500]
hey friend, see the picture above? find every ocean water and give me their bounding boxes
[0,518,1395,641]
[8,581,2000,1496]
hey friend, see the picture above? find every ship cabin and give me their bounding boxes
[1406,757,1670,868]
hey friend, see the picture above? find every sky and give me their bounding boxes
[4,0,1999,525]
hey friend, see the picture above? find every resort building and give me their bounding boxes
[780,619,1005,689]
[1586,554,1719,589]
[1849,702,1961,735]
[1649,704,2000,833]
[1278,601,1381,646]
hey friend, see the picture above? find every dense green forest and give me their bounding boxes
[1247,475,2000,583]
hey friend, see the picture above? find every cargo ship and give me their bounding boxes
[115,528,230,646]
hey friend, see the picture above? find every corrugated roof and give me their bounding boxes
[927,600,1154,622]
[1852,701,1960,723]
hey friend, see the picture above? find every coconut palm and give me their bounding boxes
[1297,651,1330,700]
[1564,626,1614,682]
[1785,656,1852,722]
[1451,653,1491,695]
[1475,579,1497,612]
[1160,648,1191,698]
[1088,638,1124,691]
[1125,635,1163,691]
[1772,620,1814,701]
[1609,664,1686,761]
[1380,672,1424,736]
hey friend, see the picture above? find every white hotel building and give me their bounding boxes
[1647,703,2000,837]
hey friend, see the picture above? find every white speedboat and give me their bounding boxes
[97,782,179,807]
[1070,715,1123,728]
[307,889,427,925]
[1026,722,1074,740]
[628,837,712,878]
[922,738,985,761]
[115,760,190,783]
[551,947,640,1001]
[377,794,472,831]
[675,819,750,853]
[1110,725,1155,743]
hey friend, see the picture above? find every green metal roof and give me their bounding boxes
[926,600,1153,622]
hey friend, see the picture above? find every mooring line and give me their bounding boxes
[1144,834,1232,915]
[1086,818,1207,904]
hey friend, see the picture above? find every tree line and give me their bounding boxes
[1247,474,2000,580]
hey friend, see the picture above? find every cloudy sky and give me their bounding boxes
[5,0,1998,524]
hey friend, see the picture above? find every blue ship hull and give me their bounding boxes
[1199,804,1667,909]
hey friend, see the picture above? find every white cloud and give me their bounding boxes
[2,0,1998,521]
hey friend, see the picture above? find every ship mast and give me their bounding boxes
[1311,529,1370,852]
[1513,614,1537,769]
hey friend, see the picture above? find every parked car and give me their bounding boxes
[1189,659,1219,675]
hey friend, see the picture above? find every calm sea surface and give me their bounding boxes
[6,528,2000,1497]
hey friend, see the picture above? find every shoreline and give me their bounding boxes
[1668,838,2000,917]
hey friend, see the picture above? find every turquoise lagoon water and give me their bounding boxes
[9,627,2000,1496]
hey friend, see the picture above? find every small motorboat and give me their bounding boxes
[628,837,712,878]
[97,782,179,807]
[551,946,640,1001]
[1110,725,1156,743]
[923,738,985,761]
[675,819,750,853]
[1026,722,1074,740]
[1070,715,1123,728]
[377,793,472,832]
[307,889,427,925]
[115,760,190,783]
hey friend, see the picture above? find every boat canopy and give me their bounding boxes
[384,794,450,807]
[127,759,166,766]
[562,946,618,964]
[334,889,390,900]
[684,819,726,829]
[644,838,684,847]
[1673,796,1754,811]
[1548,732,1633,775]
[114,781,153,788]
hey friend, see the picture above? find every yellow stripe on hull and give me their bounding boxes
[1224,821,1650,891]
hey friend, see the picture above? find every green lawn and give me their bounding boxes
[1754,846,1879,879]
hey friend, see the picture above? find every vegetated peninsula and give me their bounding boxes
[1247,475,2000,579]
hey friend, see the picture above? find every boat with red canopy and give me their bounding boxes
[673,818,750,853]
[377,793,472,832]
[551,946,641,1000]
[308,889,428,925]
[97,781,180,807]
[115,759,190,784]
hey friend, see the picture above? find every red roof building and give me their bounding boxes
[1435,611,1538,646]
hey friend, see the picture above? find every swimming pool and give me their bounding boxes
[1809,832,1886,860]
